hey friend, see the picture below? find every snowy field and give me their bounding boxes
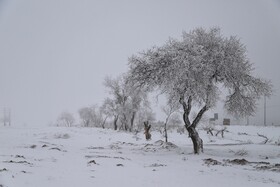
[0,125,280,187]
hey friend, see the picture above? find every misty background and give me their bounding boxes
[0,0,279,126]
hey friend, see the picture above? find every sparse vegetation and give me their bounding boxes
[1,125,280,186]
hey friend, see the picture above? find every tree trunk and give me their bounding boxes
[101,116,108,129]
[164,122,168,142]
[180,96,205,154]
[187,126,203,154]
[130,111,136,132]
[121,114,128,131]
[113,115,119,130]
[144,121,151,140]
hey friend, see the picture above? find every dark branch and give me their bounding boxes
[180,96,192,127]
[191,105,208,129]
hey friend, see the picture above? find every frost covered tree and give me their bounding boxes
[78,105,106,128]
[103,75,149,131]
[128,27,272,154]
[162,101,181,142]
[78,107,92,127]
[57,112,75,127]
[102,98,119,130]
[104,76,129,130]
[128,84,148,131]
[99,105,109,129]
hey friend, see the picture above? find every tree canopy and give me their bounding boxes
[128,27,272,118]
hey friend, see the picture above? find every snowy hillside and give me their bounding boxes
[0,126,280,187]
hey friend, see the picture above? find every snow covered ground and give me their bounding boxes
[0,125,280,187]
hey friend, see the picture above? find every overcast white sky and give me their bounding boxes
[0,0,279,126]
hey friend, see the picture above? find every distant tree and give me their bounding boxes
[1,111,11,126]
[103,76,128,130]
[57,112,75,127]
[127,83,148,132]
[99,106,109,129]
[78,105,106,128]
[102,98,119,130]
[128,27,272,154]
[78,107,92,127]
[103,75,149,131]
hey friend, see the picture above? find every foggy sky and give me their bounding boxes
[0,0,279,126]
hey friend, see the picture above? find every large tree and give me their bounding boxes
[128,27,272,154]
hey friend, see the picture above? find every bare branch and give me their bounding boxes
[257,133,269,144]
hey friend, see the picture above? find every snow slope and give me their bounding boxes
[0,125,280,187]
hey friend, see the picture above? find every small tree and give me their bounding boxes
[162,101,180,142]
[128,27,272,154]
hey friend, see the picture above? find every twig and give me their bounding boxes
[257,133,269,144]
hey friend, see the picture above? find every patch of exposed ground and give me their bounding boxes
[203,158,280,172]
